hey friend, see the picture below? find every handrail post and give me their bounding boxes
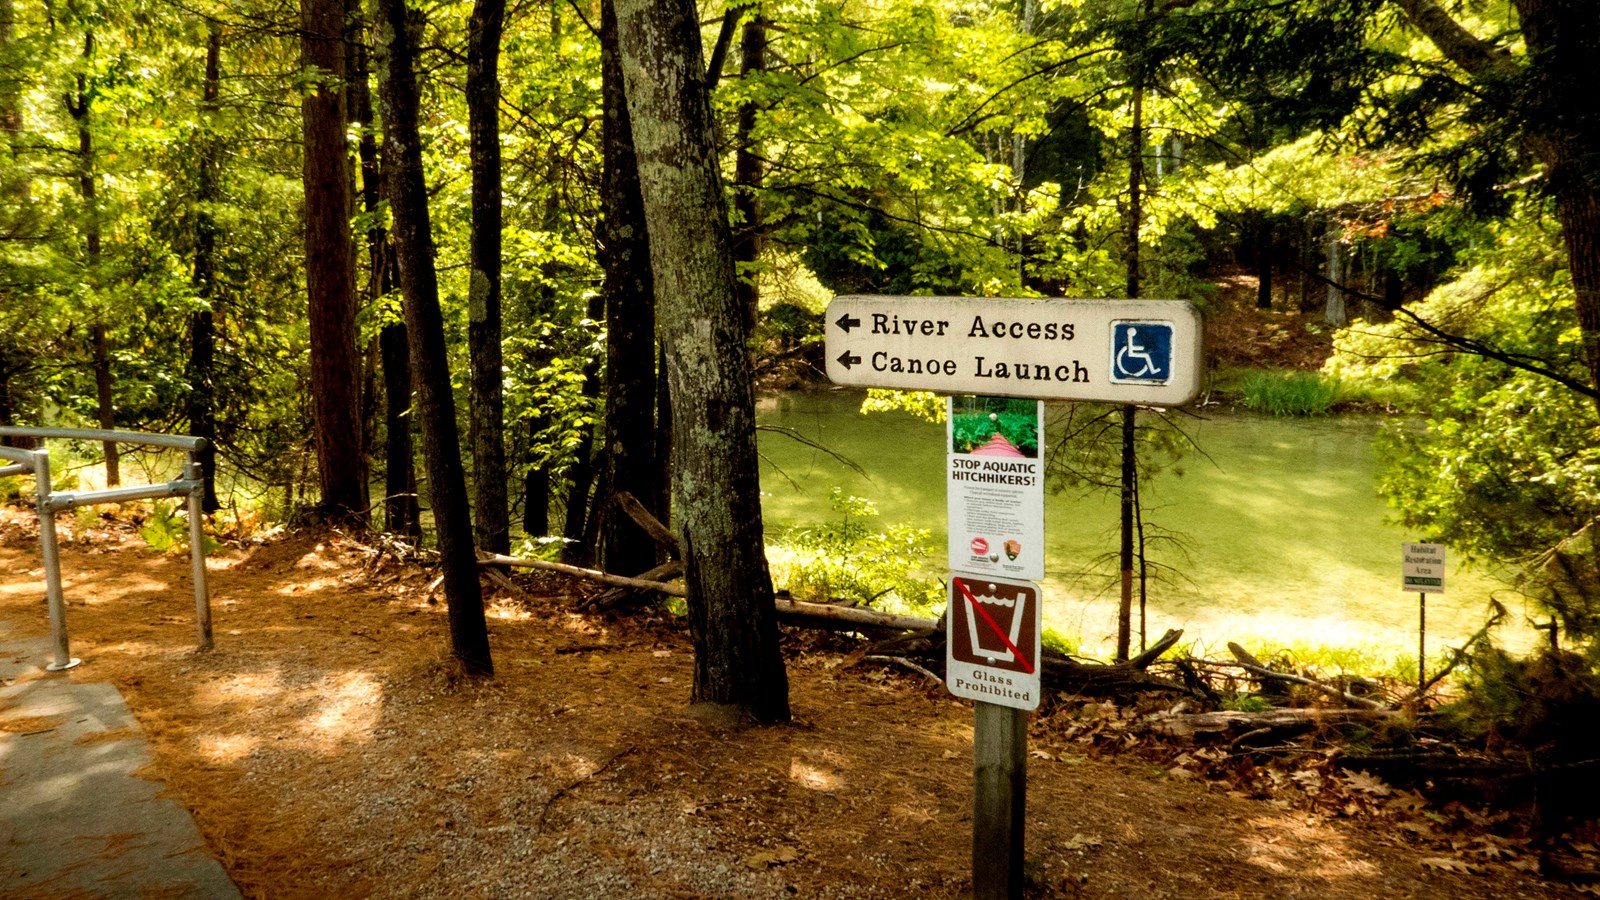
[33,448,80,671]
[186,453,214,651]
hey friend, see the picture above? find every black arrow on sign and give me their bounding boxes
[834,313,861,332]
[836,351,861,370]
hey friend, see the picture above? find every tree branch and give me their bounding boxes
[1389,0,1511,77]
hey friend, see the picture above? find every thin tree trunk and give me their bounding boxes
[377,0,493,675]
[468,0,509,554]
[615,0,789,722]
[1117,61,1145,663]
[351,17,419,539]
[187,20,223,512]
[731,7,766,339]
[560,293,605,565]
[67,31,118,486]
[598,0,659,578]
[302,0,367,520]
[1256,215,1273,309]
[1325,219,1347,327]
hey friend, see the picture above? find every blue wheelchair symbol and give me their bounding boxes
[1110,322,1172,384]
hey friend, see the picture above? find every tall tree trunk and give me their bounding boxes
[1513,0,1600,402]
[731,7,766,340]
[615,0,789,722]
[598,0,659,578]
[351,6,419,539]
[301,0,368,520]
[67,31,118,485]
[1,0,22,179]
[467,0,509,554]
[377,0,494,675]
[187,20,223,512]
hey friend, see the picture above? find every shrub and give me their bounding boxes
[767,489,942,615]
[1240,370,1342,416]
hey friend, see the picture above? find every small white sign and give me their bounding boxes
[946,396,1045,581]
[1403,542,1446,594]
[825,295,1203,406]
[947,575,1042,711]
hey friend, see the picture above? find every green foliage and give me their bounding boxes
[1239,370,1342,416]
[1332,214,1600,639]
[767,489,941,615]
[1041,627,1080,658]
[137,501,184,553]
[1220,693,1273,713]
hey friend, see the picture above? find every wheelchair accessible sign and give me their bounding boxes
[1110,321,1174,385]
[825,296,1202,407]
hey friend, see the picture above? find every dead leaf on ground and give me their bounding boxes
[744,846,801,869]
[1421,856,1479,875]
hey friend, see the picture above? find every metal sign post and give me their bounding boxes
[1403,542,1445,695]
[821,295,1203,900]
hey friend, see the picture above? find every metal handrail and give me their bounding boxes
[0,425,206,452]
[0,430,215,669]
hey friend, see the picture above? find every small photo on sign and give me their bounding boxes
[949,395,1040,458]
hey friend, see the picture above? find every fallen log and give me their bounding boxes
[582,560,685,611]
[476,552,940,634]
[1043,653,1198,697]
[1145,707,1397,740]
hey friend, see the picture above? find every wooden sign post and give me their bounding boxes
[973,702,1027,900]
[823,294,1204,900]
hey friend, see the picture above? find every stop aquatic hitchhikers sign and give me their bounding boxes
[825,295,1203,406]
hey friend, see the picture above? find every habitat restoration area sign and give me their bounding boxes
[1403,542,1446,593]
[825,295,1204,407]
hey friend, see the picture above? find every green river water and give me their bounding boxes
[756,390,1535,661]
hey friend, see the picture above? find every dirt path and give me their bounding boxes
[0,515,1585,899]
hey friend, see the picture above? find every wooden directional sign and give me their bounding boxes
[826,295,1204,406]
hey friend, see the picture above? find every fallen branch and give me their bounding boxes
[615,491,679,553]
[582,560,685,611]
[1227,643,1385,710]
[864,654,944,687]
[1129,628,1183,670]
[1418,599,1506,697]
[477,552,686,596]
[774,597,935,633]
[482,567,532,599]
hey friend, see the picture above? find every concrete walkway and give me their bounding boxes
[1,634,241,899]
